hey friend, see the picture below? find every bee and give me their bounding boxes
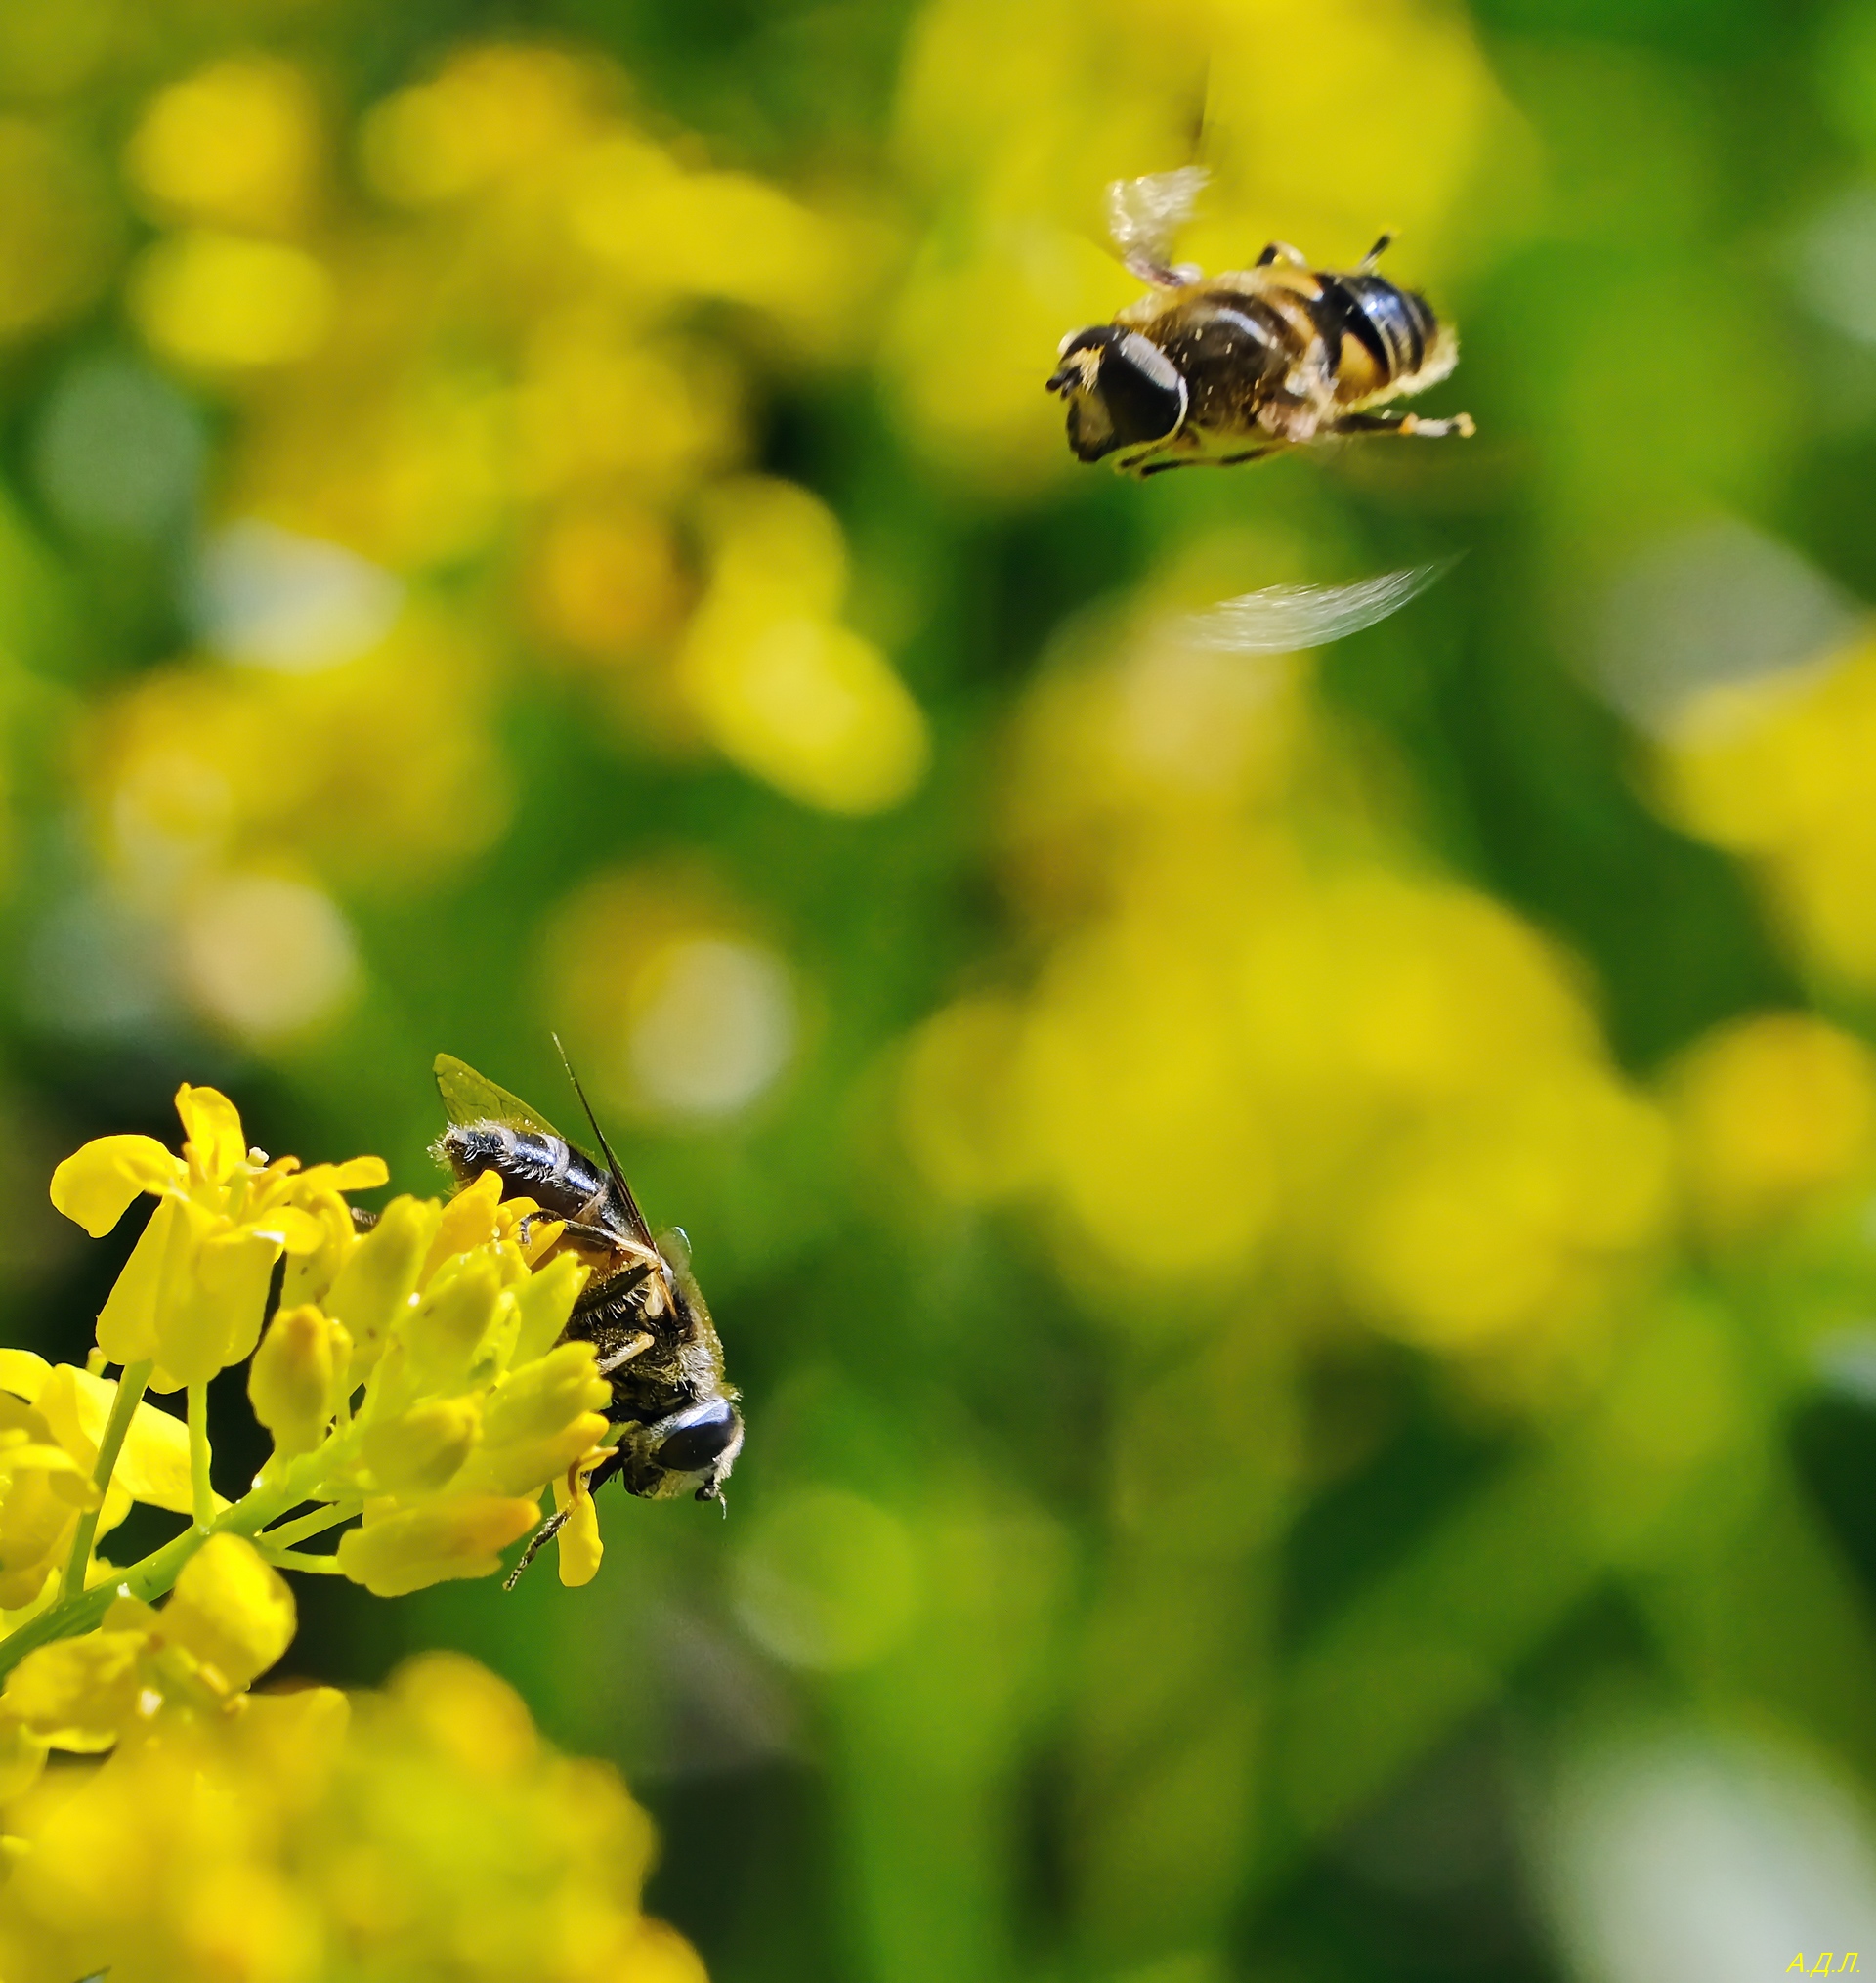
[432,1053,744,1573]
[1046,168,1474,475]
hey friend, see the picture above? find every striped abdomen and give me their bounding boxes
[436,1121,610,1223]
[1307,273,1443,404]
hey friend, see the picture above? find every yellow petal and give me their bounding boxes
[157,1224,278,1386]
[0,1353,50,1405]
[295,1155,391,1194]
[4,1629,147,1750]
[39,1364,195,1515]
[618,1918,710,1983]
[94,1191,197,1370]
[553,1481,603,1588]
[257,1205,330,1254]
[335,1495,539,1596]
[0,1469,84,1587]
[162,1533,296,1690]
[175,1082,247,1181]
[362,1395,482,1495]
[49,1135,181,1237]
[0,1714,47,1802]
[421,1167,504,1283]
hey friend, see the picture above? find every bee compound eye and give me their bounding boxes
[1101,331,1188,446]
[652,1399,743,1474]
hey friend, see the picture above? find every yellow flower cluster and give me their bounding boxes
[903,636,1672,1365]
[0,1355,192,1619]
[0,1644,704,1983]
[71,43,924,1052]
[0,1092,703,1982]
[35,1080,611,1609]
[905,608,1876,1379]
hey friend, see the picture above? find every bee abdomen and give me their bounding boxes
[436,1121,606,1219]
[1311,274,1436,393]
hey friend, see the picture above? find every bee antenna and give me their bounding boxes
[551,1032,655,1246]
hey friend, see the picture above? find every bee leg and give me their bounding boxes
[1255,240,1309,267]
[1358,231,1395,271]
[502,1507,571,1590]
[1329,409,1475,439]
[595,1332,655,1375]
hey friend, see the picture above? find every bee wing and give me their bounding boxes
[1175,560,1455,654]
[434,1053,566,1140]
[1107,167,1209,284]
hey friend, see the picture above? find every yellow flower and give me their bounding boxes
[0,1651,702,1983]
[3,1536,294,1756]
[335,1494,542,1596]
[49,1083,387,1391]
[0,1356,198,1612]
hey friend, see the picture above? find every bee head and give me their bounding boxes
[1045,325,1188,463]
[625,1395,746,1504]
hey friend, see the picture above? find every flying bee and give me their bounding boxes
[1047,168,1474,476]
[432,1053,744,1573]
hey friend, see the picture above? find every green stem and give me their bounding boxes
[187,1382,214,1526]
[61,1358,154,1602]
[251,1547,347,1574]
[261,1498,362,1550]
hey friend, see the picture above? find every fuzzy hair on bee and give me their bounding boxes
[430,1052,744,1581]
[1047,169,1474,476]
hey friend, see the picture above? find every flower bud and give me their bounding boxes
[249,1304,353,1458]
[457,1341,609,1498]
[362,1395,482,1496]
[335,1495,538,1596]
[322,1194,436,1377]
[400,1255,502,1388]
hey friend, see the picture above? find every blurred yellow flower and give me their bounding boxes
[1656,631,1876,986]
[91,613,513,910]
[1665,1012,1876,1238]
[176,870,361,1042]
[904,625,1672,1359]
[0,1652,703,1983]
[538,863,799,1122]
[678,478,929,812]
[130,230,333,369]
[125,56,322,236]
[359,44,602,206]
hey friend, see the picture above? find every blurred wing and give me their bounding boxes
[434,1053,565,1140]
[1176,561,1454,654]
[1108,167,1209,282]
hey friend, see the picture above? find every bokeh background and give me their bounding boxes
[6,0,1876,1977]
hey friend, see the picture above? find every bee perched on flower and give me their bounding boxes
[23,1078,617,1632]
